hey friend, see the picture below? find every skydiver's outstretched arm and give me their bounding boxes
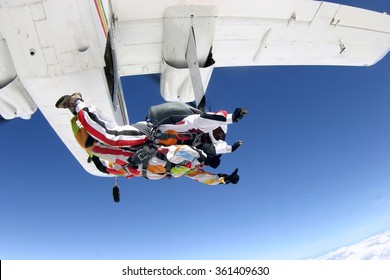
[184,168,240,185]
[158,113,230,133]
[158,108,248,134]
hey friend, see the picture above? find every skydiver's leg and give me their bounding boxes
[91,155,135,178]
[75,101,149,147]
[56,93,149,147]
[90,141,136,166]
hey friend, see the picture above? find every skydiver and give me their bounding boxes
[90,146,240,185]
[68,109,235,186]
[56,93,242,185]
[68,106,223,171]
[55,93,245,179]
[70,117,239,185]
[56,93,247,155]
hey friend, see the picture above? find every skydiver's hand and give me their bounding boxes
[231,141,243,152]
[233,108,248,122]
[218,168,240,184]
[227,168,239,184]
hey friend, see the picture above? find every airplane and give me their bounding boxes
[1,0,390,201]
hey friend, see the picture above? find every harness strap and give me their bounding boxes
[155,151,172,179]
[141,160,149,179]
[165,162,172,179]
[156,131,195,141]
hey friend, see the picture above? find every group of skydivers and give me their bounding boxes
[55,93,248,185]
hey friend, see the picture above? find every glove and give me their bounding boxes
[231,141,243,152]
[218,168,240,184]
[232,108,248,122]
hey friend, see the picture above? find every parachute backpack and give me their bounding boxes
[146,102,201,145]
[146,102,202,126]
[147,101,228,145]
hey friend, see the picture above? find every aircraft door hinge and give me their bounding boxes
[288,13,296,26]
[339,40,346,54]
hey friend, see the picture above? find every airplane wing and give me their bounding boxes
[112,0,390,103]
[1,0,390,176]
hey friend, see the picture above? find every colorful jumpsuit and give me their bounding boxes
[71,117,226,185]
[71,116,136,166]
[75,101,149,148]
[75,100,234,153]
[96,145,227,185]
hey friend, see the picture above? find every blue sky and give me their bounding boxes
[1,0,390,260]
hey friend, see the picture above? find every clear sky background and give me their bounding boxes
[1,0,390,260]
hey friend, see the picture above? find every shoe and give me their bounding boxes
[55,93,83,110]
